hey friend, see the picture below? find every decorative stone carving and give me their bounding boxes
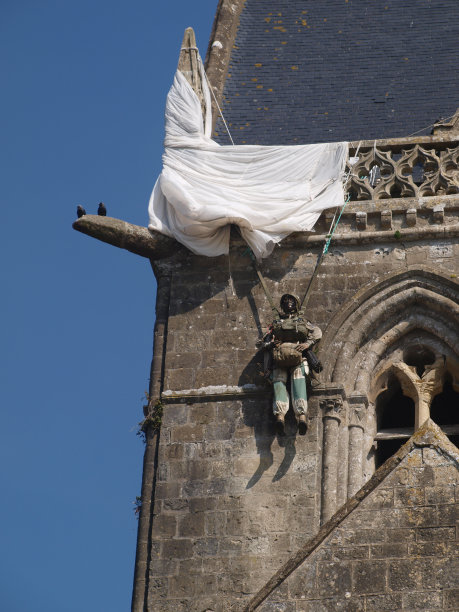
[376,359,447,429]
[178,28,207,114]
[429,242,453,258]
[347,139,459,201]
[322,269,459,392]
[320,397,344,422]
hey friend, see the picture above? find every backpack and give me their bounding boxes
[272,313,310,343]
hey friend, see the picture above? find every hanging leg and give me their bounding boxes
[291,361,308,435]
[272,367,289,434]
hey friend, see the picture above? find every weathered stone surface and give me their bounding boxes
[246,424,459,611]
[144,392,324,608]
[125,117,459,611]
[444,589,459,609]
[72,214,179,259]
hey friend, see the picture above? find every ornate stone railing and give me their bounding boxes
[347,134,459,202]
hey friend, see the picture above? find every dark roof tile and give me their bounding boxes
[215,0,459,144]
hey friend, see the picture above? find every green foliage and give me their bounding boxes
[136,398,164,443]
[133,496,142,518]
[394,230,401,239]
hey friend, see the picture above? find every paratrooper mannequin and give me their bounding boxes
[261,294,322,435]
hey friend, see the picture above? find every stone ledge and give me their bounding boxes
[285,223,459,249]
[349,134,459,148]
[161,384,270,403]
[345,194,459,213]
[73,208,459,263]
[72,215,181,260]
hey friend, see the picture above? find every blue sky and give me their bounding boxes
[0,2,217,610]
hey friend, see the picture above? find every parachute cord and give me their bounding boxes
[300,191,351,310]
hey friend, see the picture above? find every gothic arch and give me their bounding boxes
[319,266,459,395]
[316,267,459,502]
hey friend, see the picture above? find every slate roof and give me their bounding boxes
[214,0,459,145]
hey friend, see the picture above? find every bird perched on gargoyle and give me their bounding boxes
[77,205,86,218]
[98,202,107,216]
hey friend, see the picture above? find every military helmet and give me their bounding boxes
[280,293,301,313]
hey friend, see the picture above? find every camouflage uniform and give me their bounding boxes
[262,294,322,434]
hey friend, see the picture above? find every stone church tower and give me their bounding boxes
[73,1,459,610]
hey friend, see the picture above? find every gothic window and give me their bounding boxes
[403,345,435,377]
[373,345,459,468]
[374,375,415,468]
[430,374,459,447]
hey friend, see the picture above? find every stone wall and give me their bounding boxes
[251,423,459,611]
[148,395,322,611]
[139,193,459,610]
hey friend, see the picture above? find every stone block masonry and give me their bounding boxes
[142,196,459,609]
[71,192,459,610]
[147,394,322,611]
[248,422,459,611]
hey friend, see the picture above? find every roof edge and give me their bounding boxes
[243,419,458,611]
[204,0,246,131]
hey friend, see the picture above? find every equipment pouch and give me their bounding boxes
[272,342,303,368]
[272,315,309,343]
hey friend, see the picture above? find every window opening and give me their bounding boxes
[430,374,459,447]
[374,376,415,468]
[389,183,402,198]
[412,162,424,186]
[403,345,435,378]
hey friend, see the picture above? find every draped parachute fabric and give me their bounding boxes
[148,70,348,259]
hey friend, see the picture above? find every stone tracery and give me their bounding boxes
[347,138,459,201]
[320,267,459,393]
[316,267,459,513]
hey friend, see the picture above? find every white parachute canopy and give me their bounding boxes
[148,70,348,259]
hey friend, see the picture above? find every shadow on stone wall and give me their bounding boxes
[238,351,265,386]
[241,396,299,489]
[166,231,305,317]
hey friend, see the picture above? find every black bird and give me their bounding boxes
[98,202,107,216]
[77,205,86,218]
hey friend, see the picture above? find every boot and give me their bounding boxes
[309,371,321,388]
[275,414,285,436]
[298,414,307,436]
